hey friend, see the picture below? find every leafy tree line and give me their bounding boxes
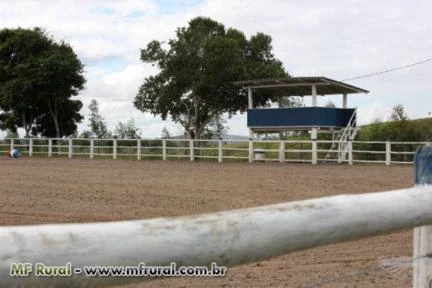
[80,99,141,139]
[0,27,85,138]
[356,104,431,142]
[0,18,302,140]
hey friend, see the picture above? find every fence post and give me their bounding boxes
[249,140,253,163]
[279,141,285,163]
[90,139,94,159]
[137,139,141,160]
[190,140,194,161]
[218,140,223,163]
[348,141,353,165]
[386,140,391,166]
[10,138,14,149]
[413,145,432,288]
[113,139,117,160]
[162,139,167,160]
[311,140,317,165]
[48,139,52,157]
[29,138,33,157]
[68,138,73,158]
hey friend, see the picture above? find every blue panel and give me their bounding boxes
[247,107,356,128]
[415,145,432,185]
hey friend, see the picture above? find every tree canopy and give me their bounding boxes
[0,27,85,137]
[134,17,287,139]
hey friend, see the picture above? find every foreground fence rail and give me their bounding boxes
[0,145,432,288]
[0,137,430,165]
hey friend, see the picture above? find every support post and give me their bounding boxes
[348,141,353,165]
[413,145,432,288]
[68,138,73,158]
[90,139,94,159]
[113,139,117,160]
[10,138,14,149]
[137,139,141,160]
[311,128,317,165]
[162,139,167,160]
[249,139,254,163]
[248,87,253,109]
[48,139,52,157]
[386,140,391,166]
[312,85,317,107]
[342,93,347,108]
[190,140,194,161]
[279,141,285,163]
[29,138,33,157]
[218,140,223,163]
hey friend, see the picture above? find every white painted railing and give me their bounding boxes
[0,137,429,165]
[0,145,431,288]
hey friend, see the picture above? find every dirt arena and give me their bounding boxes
[1,158,414,287]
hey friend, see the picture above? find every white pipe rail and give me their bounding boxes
[1,185,432,288]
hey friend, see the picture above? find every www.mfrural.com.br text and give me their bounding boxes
[10,262,227,278]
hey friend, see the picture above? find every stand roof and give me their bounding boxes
[235,76,368,96]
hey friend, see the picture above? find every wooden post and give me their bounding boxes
[162,139,167,160]
[279,141,285,163]
[348,141,353,165]
[413,145,432,288]
[311,128,317,165]
[10,138,14,149]
[90,139,94,159]
[249,140,253,163]
[113,139,117,160]
[29,138,33,157]
[48,139,52,157]
[218,140,223,163]
[68,138,73,158]
[190,140,194,161]
[137,139,141,160]
[386,140,391,166]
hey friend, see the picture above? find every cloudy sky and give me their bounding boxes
[1,0,431,138]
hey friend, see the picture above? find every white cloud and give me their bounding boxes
[1,0,431,138]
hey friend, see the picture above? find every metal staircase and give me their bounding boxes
[325,109,358,162]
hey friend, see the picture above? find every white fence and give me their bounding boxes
[1,137,429,165]
[0,145,431,288]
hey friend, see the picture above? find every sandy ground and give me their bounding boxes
[1,158,414,287]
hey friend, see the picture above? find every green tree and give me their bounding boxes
[202,114,229,139]
[134,17,287,139]
[390,104,408,121]
[115,118,141,139]
[0,27,85,138]
[88,99,109,138]
[161,126,170,139]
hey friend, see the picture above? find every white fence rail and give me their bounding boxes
[0,137,430,165]
[0,145,432,288]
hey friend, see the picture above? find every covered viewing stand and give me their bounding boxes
[234,76,369,163]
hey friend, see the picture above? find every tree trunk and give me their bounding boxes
[47,101,61,138]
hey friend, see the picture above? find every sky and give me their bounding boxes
[1,0,431,138]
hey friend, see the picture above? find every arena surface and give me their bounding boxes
[1,158,413,287]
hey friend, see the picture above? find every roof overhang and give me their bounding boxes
[234,76,368,96]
